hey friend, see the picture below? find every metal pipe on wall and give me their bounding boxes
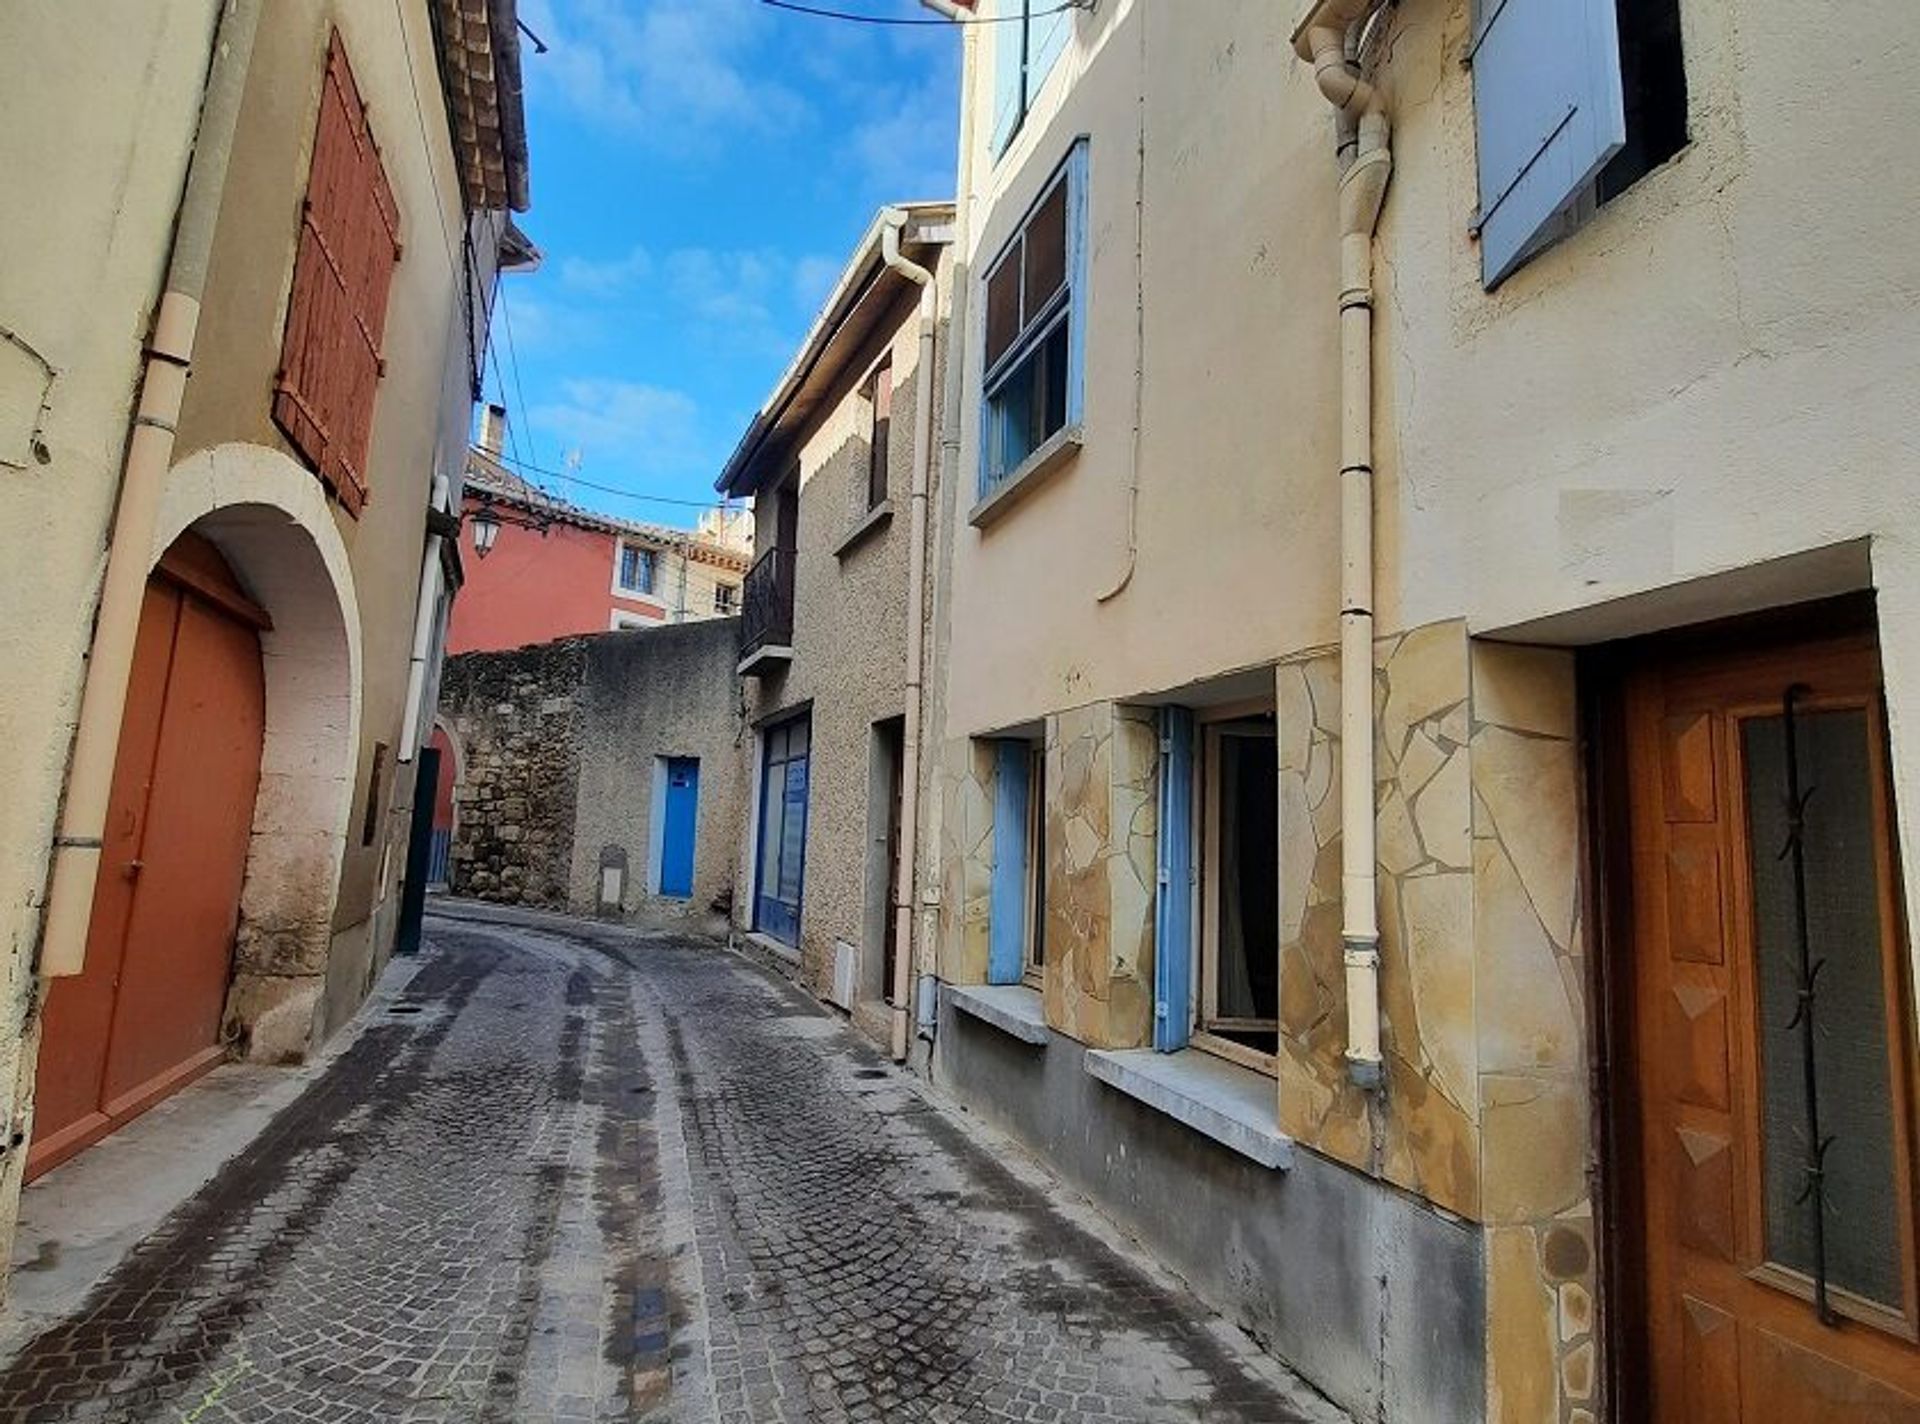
[398,473,453,763]
[39,0,265,978]
[1297,2,1393,1088]
[880,210,938,1064]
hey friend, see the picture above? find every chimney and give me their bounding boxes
[478,402,508,458]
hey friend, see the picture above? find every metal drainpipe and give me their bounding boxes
[39,0,265,977]
[1297,2,1393,1088]
[880,210,938,1063]
[398,473,453,764]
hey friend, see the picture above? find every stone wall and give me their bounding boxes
[437,623,746,929]
[438,640,587,908]
[572,620,747,928]
[1272,622,1596,1423]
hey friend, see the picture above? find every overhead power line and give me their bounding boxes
[758,0,1090,25]
[492,451,749,512]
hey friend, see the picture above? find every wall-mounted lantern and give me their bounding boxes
[470,509,501,558]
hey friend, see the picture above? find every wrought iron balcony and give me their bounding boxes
[738,545,794,674]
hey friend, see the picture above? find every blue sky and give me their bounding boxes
[489,0,960,524]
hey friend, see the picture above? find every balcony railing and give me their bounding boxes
[740,545,794,665]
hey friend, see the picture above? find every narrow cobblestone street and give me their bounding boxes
[0,906,1345,1423]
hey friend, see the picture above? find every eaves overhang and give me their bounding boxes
[431,0,532,213]
[716,201,955,500]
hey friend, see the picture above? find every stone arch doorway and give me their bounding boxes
[29,445,362,1175]
[30,534,268,1177]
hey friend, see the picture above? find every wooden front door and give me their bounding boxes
[1622,626,1920,1419]
[30,535,267,1180]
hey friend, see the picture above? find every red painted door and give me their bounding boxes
[30,536,267,1180]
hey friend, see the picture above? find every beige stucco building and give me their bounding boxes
[0,0,530,1287]
[720,205,954,1050]
[919,2,1920,1421]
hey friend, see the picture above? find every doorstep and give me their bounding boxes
[1084,1047,1294,1170]
[947,983,1049,1046]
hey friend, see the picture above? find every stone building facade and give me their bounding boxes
[719,206,953,1042]
[0,0,530,1288]
[912,1,1920,1421]
[437,620,746,930]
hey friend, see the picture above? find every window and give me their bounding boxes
[981,143,1087,496]
[1022,743,1047,984]
[714,582,737,615]
[1470,0,1687,287]
[990,0,1074,155]
[1201,714,1279,1065]
[273,33,400,517]
[617,542,657,596]
[987,736,1045,985]
[610,610,655,632]
[755,715,811,947]
[1156,706,1280,1073]
[865,358,893,511]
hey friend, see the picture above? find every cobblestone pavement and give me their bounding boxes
[0,905,1345,1423]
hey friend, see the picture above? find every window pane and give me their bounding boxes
[779,757,809,902]
[787,716,810,756]
[868,364,892,510]
[1026,177,1068,316]
[1215,730,1279,1037]
[758,747,786,892]
[1743,709,1903,1310]
[985,245,1022,370]
[1028,744,1047,969]
[1040,318,1070,443]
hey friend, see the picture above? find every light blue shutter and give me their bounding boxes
[989,0,1024,156]
[1026,2,1071,100]
[1470,0,1626,288]
[1153,707,1195,1052]
[988,739,1030,984]
[1063,139,1090,428]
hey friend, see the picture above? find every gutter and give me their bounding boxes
[39,0,264,978]
[398,472,454,764]
[716,204,956,499]
[880,210,940,1064]
[1293,0,1393,1089]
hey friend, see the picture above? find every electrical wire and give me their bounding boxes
[496,286,544,469]
[493,450,749,513]
[758,0,1088,25]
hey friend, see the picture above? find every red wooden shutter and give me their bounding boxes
[273,32,402,517]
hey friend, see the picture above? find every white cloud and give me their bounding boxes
[557,245,654,296]
[520,0,809,153]
[529,378,715,481]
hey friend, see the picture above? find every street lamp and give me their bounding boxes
[470,509,501,558]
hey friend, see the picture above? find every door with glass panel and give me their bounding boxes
[1623,630,1920,1419]
[755,714,810,947]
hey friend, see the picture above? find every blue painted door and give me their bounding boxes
[754,716,810,946]
[660,758,699,899]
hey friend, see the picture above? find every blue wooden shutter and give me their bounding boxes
[1027,3,1071,100]
[1471,0,1626,287]
[1154,707,1195,1051]
[1063,139,1090,429]
[989,0,1024,156]
[988,740,1030,984]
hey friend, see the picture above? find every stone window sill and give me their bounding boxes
[833,500,893,560]
[968,424,1081,530]
[1083,1048,1294,1170]
[947,983,1049,1046]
